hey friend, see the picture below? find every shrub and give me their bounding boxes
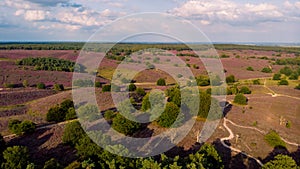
[280,66,293,76]
[261,67,272,73]
[37,82,46,89]
[136,87,146,96]
[4,83,17,88]
[54,84,64,91]
[295,84,300,90]
[177,74,183,78]
[43,158,62,169]
[264,130,286,148]
[272,73,281,80]
[278,79,289,85]
[62,121,85,146]
[128,83,137,91]
[233,93,247,105]
[104,110,115,121]
[47,99,74,122]
[226,75,236,83]
[196,75,210,86]
[157,102,181,128]
[246,66,254,71]
[102,84,111,92]
[65,107,76,120]
[289,73,299,80]
[95,81,101,88]
[2,146,29,169]
[252,79,261,85]
[239,86,251,94]
[73,79,93,87]
[8,120,36,136]
[112,113,142,135]
[286,121,291,128]
[156,78,166,86]
[263,154,297,169]
[22,80,29,87]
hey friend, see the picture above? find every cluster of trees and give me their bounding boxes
[16,57,84,72]
[275,57,300,66]
[233,93,248,105]
[8,120,36,136]
[62,121,224,169]
[226,86,251,95]
[46,99,76,122]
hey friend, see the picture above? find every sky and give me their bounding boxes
[0,0,300,42]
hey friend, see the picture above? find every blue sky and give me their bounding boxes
[0,0,300,42]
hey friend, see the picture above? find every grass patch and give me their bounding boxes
[264,130,286,148]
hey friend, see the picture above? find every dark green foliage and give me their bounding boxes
[177,74,183,78]
[252,79,261,85]
[73,79,93,87]
[128,83,137,91]
[263,154,298,169]
[3,83,17,88]
[46,99,74,122]
[43,158,62,169]
[196,75,210,86]
[273,73,281,80]
[136,87,146,96]
[77,104,100,122]
[198,144,224,169]
[295,84,300,90]
[234,93,247,105]
[156,78,166,86]
[198,92,212,118]
[246,66,254,71]
[16,57,84,72]
[278,79,289,85]
[166,86,181,107]
[2,146,29,169]
[8,119,36,135]
[36,82,46,89]
[239,86,251,94]
[220,54,230,58]
[157,102,181,128]
[261,67,272,73]
[275,57,300,66]
[95,81,101,88]
[54,84,64,91]
[289,72,299,80]
[279,66,293,76]
[264,130,286,148]
[102,84,111,92]
[104,110,115,121]
[226,75,236,83]
[112,113,142,135]
[23,80,29,87]
[62,121,85,146]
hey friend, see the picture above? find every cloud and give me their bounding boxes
[170,0,286,25]
[24,0,69,7]
[23,10,49,21]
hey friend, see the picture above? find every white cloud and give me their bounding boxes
[24,10,49,21]
[171,0,287,25]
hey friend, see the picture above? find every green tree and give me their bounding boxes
[234,93,247,105]
[37,82,46,89]
[2,146,29,169]
[62,121,85,146]
[136,87,146,96]
[128,83,137,91]
[8,120,36,135]
[295,84,300,90]
[264,130,286,148]
[253,79,261,85]
[261,67,272,73]
[43,158,62,169]
[289,72,299,80]
[102,84,111,92]
[54,84,64,91]
[77,104,100,122]
[226,75,236,83]
[112,113,142,135]
[46,106,65,122]
[95,81,101,88]
[246,66,254,71]
[104,110,115,121]
[263,154,297,169]
[157,78,166,86]
[157,102,181,128]
[239,86,251,94]
[198,144,224,169]
[65,107,76,120]
[272,73,281,80]
[280,66,293,76]
[278,79,289,85]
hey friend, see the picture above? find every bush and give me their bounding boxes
[62,121,85,146]
[8,120,36,135]
[46,99,74,122]
[128,83,137,91]
[112,113,142,135]
[4,83,17,88]
[239,86,251,94]
[95,81,102,88]
[280,66,293,76]
[295,84,300,90]
[22,80,29,87]
[54,84,64,91]
[104,110,115,121]
[263,154,297,169]
[65,107,76,120]
[136,87,146,96]
[252,79,261,85]
[278,79,289,85]
[261,67,272,73]
[43,158,62,169]
[246,66,254,71]
[157,102,181,128]
[289,72,299,80]
[37,82,46,89]
[226,75,235,83]
[196,75,210,86]
[233,93,247,105]
[102,84,111,92]
[264,130,286,148]
[73,79,93,87]
[272,73,281,80]
[177,74,183,78]
[2,146,29,169]
[156,78,166,86]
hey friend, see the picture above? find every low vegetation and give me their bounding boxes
[8,119,36,135]
[233,93,247,105]
[46,99,75,122]
[264,130,286,148]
